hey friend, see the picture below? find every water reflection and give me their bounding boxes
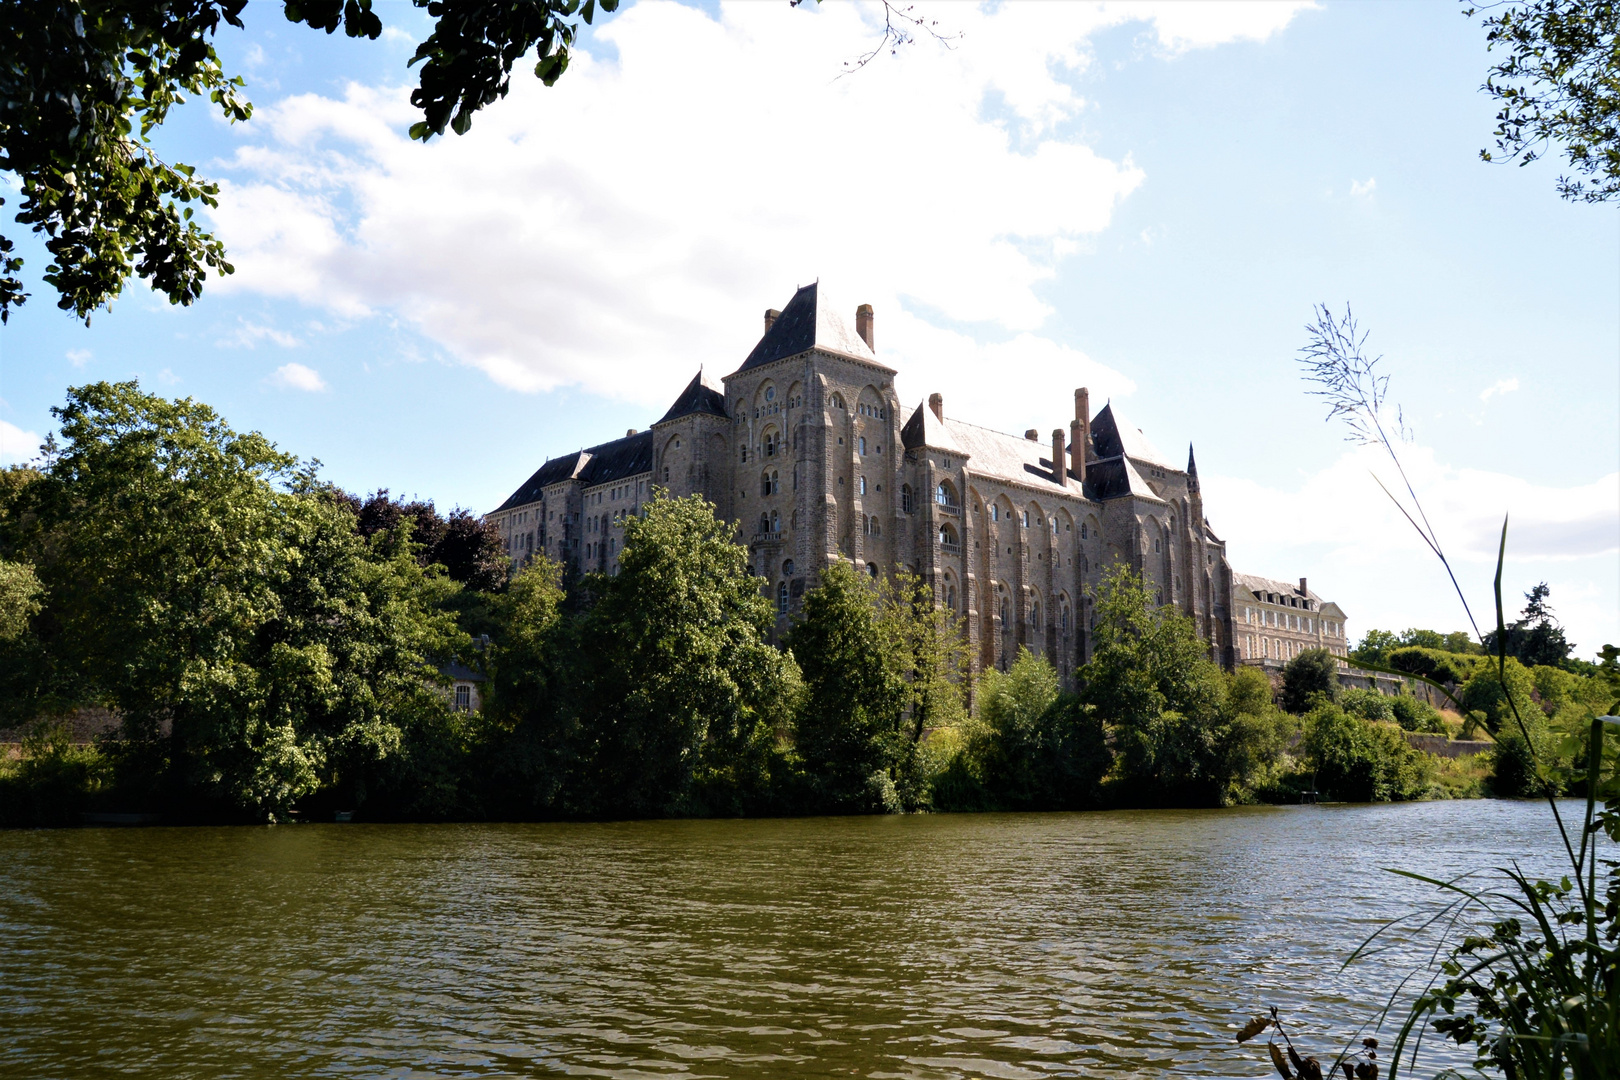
[0,802,1569,1078]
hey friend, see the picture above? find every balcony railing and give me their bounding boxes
[934,502,960,516]
[751,531,784,545]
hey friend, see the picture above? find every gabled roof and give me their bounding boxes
[493,430,654,512]
[941,418,1071,490]
[1083,455,1166,502]
[1089,403,1171,468]
[1232,571,1324,605]
[899,400,965,456]
[657,370,728,424]
[732,282,884,375]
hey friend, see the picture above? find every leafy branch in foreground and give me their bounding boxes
[1468,0,1620,203]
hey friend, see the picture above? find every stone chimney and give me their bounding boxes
[1025,429,1040,442]
[764,308,781,333]
[1299,577,1308,595]
[1071,387,1091,483]
[928,392,943,421]
[627,429,638,437]
[1052,429,1066,485]
[855,304,874,350]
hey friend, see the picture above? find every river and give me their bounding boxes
[0,800,1575,1078]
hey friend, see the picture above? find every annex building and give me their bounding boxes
[488,282,1302,684]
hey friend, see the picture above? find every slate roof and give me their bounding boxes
[1089,403,1172,467]
[1083,455,1165,502]
[732,282,883,375]
[940,418,1072,491]
[657,370,728,424]
[1232,571,1323,605]
[899,401,966,456]
[493,430,654,512]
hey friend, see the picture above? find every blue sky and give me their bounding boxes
[1,0,1616,653]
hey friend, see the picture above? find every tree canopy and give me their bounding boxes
[1472,0,1620,202]
[0,0,619,324]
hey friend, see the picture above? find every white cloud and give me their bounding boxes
[208,0,1308,408]
[1351,177,1376,197]
[0,420,41,465]
[65,349,91,367]
[219,320,302,349]
[1206,442,1620,653]
[268,362,328,392]
[1480,376,1519,402]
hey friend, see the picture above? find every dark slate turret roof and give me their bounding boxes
[656,370,728,424]
[732,282,883,375]
[1082,456,1164,502]
[494,430,653,512]
[1089,403,1171,467]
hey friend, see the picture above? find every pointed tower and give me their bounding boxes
[1187,443,1200,496]
[651,369,731,512]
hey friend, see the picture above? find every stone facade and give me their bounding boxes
[488,283,1238,687]
[1231,571,1349,668]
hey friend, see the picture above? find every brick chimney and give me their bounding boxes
[1052,429,1066,485]
[928,392,943,421]
[627,429,637,437]
[1025,429,1039,442]
[1071,387,1091,483]
[764,308,781,333]
[1299,577,1308,595]
[855,304,874,350]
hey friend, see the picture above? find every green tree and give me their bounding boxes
[0,381,466,821]
[976,649,1109,810]
[479,556,577,815]
[1351,628,1400,666]
[1340,685,1395,723]
[1280,647,1339,713]
[877,567,969,739]
[0,558,42,641]
[1472,0,1620,202]
[1302,701,1432,802]
[572,492,797,818]
[787,561,911,813]
[1080,564,1235,805]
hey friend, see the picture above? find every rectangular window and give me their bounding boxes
[454,685,471,712]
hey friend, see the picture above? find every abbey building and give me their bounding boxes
[489,282,1246,684]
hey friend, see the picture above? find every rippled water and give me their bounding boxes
[0,802,1574,1079]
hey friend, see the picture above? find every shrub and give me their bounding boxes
[1280,648,1339,713]
[1340,686,1394,723]
[1388,646,1478,686]
[1302,703,1433,802]
[1459,656,1537,733]
[1389,693,1445,734]
[0,724,111,827]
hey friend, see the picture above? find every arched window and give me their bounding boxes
[938,523,958,547]
[831,393,845,410]
[1081,521,1089,539]
[770,510,780,532]
[1030,599,1041,627]
[859,476,867,495]
[777,580,788,614]
[1060,598,1070,631]
[782,559,795,577]
[946,581,957,610]
[901,484,913,513]
[935,480,958,507]
[999,594,1009,626]
[764,430,778,457]
[1021,510,1030,528]
[991,505,1000,522]
[858,436,867,455]
[867,563,878,579]
[758,513,769,535]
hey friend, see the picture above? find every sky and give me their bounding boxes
[1,0,1616,656]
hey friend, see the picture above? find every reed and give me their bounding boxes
[1238,306,1619,1080]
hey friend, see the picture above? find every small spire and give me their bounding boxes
[1187,443,1201,495]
